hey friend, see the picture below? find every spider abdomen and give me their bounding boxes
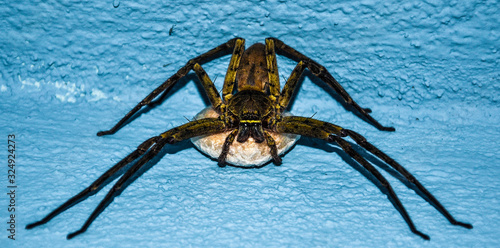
[191,107,300,167]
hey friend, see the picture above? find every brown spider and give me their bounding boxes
[26,38,472,240]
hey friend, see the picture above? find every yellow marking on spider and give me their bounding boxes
[240,120,261,124]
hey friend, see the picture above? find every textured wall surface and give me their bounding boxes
[1,0,499,247]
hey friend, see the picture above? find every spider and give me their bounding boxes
[26,37,472,240]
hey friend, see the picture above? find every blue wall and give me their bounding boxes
[1,0,498,247]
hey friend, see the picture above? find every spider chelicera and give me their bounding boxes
[26,37,472,240]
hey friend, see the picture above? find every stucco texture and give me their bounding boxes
[1,0,499,247]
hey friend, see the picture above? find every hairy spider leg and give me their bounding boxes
[342,129,473,230]
[97,38,243,136]
[278,61,306,111]
[221,38,246,101]
[25,137,157,230]
[328,135,430,240]
[275,116,474,240]
[68,118,226,239]
[217,129,239,167]
[29,118,226,239]
[275,116,428,239]
[263,130,282,165]
[265,38,281,104]
[193,63,223,111]
[268,37,395,132]
[65,141,168,239]
[276,116,344,139]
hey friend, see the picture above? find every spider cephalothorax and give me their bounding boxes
[227,90,274,143]
[27,38,472,240]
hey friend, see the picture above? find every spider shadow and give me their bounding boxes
[296,136,445,219]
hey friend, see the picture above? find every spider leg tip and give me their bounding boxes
[382,126,396,132]
[273,157,283,166]
[457,222,473,229]
[25,223,38,230]
[414,230,430,240]
[26,219,48,229]
[96,131,107,136]
[217,161,227,167]
[67,230,84,240]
